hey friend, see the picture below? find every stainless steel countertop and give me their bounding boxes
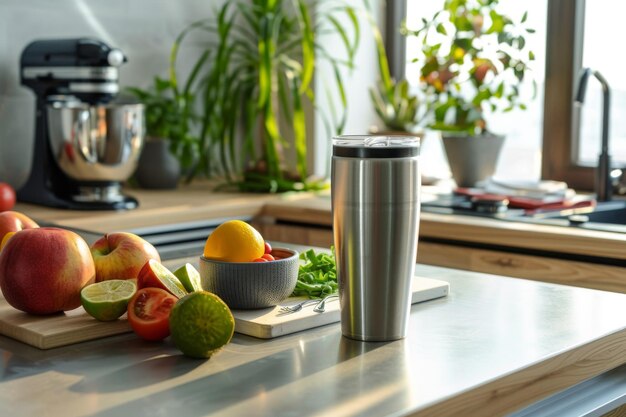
[1,263,625,417]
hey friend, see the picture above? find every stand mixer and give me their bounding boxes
[18,38,144,210]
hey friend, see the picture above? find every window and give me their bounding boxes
[394,0,622,191]
[402,1,548,181]
[577,1,626,167]
[541,0,626,191]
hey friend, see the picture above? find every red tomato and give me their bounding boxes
[0,183,16,212]
[127,287,177,341]
[264,242,272,254]
[261,254,275,261]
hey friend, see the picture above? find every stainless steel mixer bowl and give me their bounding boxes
[47,100,144,182]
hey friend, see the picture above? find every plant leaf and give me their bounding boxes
[295,0,315,94]
[183,50,211,97]
[290,75,307,179]
[327,15,353,63]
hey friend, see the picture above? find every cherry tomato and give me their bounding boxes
[261,254,275,261]
[127,287,177,341]
[253,258,268,262]
[264,242,272,254]
[0,183,16,212]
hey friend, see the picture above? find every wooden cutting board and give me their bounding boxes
[0,276,449,349]
[232,276,449,339]
[0,302,131,350]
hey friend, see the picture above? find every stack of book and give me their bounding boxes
[456,179,595,213]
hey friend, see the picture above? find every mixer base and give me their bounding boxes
[17,184,139,211]
[61,195,139,210]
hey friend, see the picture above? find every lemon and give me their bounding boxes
[81,280,137,321]
[169,291,235,359]
[203,220,264,262]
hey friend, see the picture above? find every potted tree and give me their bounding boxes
[405,0,535,187]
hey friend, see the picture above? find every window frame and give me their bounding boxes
[384,0,407,80]
[541,0,592,190]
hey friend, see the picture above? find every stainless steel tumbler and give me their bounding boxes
[331,135,420,341]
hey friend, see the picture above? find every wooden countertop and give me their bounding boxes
[14,181,313,234]
[15,184,626,262]
[259,196,626,262]
[1,262,625,417]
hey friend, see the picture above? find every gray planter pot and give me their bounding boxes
[134,137,181,189]
[441,132,505,188]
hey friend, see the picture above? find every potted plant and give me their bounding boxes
[128,73,202,188]
[404,0,536,187]
[368,12,426,136]
[174,0,359,192]
[370,78,426,135]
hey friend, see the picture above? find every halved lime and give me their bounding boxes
[169,291,235,359]
[173,263,202,292]
[81,280,137,321]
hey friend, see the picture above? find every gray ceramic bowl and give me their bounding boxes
[199,248,299,309]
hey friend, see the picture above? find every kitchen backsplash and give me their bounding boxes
[0,0,378,188]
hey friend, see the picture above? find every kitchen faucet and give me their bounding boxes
[575,68,611,201]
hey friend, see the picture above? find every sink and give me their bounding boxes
[515,201,626,233]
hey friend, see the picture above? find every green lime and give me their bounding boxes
[169,291,235,359]
[173,263,202,292]
[81,280,137,321]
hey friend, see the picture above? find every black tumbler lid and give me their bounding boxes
[332,135,420,158]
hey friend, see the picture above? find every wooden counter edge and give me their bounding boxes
[259,202,332,226]
[259,199,626,261]
[420,212,626,261]
[412,328,626,417]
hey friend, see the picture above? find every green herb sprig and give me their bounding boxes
[292,248,337,299]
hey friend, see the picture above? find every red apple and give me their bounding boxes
[0,227,95,314]
[137,259,187,298]
[0,211,39,243]
[90,232,160,282]
[0,183,16,212]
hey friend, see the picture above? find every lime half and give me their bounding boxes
[173,263,202,292]
[169,291,235,359]
[81,280,137,321]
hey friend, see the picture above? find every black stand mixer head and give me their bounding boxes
[17,38,144,210]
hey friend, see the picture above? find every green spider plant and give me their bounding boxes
[171,0,359,192]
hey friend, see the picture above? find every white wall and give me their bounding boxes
[0,0,382,187]
[0,0,223,188]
